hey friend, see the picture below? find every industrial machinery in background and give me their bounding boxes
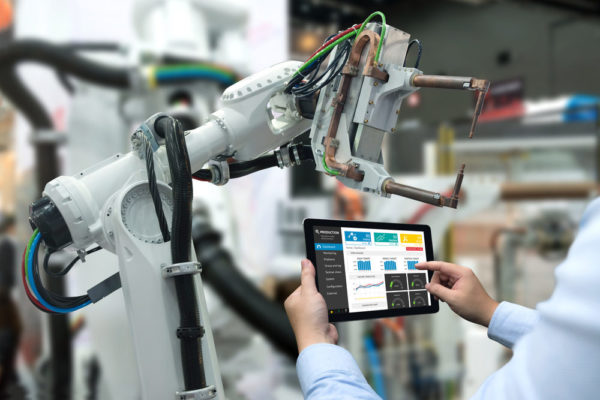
[3,0,247,398]
[17,11,493,399]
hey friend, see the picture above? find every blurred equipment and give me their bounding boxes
[23,12,490,399]
[492,210,576,302]
[0,214,26,399]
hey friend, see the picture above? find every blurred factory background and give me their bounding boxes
[0,0,598,399]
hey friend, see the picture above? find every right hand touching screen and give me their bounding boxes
[415,261,499,327]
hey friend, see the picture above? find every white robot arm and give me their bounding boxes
[26,19,489,400]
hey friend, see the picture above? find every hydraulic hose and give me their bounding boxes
[192,144,315,182]
[158,116,206,390]
[0,39,130,129]
[192,217,298,359]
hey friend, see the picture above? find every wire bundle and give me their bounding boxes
[149,63,238,88]
[22,230,93,314]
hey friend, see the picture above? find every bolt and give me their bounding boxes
[374,82,379,86]
[369,100,374,105]
[364,119,369,123]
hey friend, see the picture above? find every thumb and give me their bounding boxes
[425,282,454,303]
[300,259,317,294]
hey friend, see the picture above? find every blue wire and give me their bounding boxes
[156,70,235,86]
[27,233,91,314]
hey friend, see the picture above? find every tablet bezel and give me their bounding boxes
[304,218,439,322]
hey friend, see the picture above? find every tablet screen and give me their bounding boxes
[311,224,432,317]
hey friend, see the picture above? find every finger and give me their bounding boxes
[416,261,463,279]
[300,259,318,294]
[425,282,454,302]
[430,272,441,286]
[328,324,339,344]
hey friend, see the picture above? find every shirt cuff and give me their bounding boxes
[296,343,366,393]
[488,301,539,348]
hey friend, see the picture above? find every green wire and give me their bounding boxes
[354,11,386,62]
[294,11,387,77]
[24,229,38,282]
[294,30,359,77]
[322,154,340,176]
[306,11,388,176]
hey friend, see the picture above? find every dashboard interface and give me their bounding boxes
[312,225,431,316]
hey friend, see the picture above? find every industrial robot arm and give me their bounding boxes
[25,15,489,400]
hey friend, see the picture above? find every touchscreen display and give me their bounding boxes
[312,225,431,316]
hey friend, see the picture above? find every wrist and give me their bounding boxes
[297,332,333,353]
[482,298,499,327]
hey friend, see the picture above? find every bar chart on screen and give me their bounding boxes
[357,259,372,271]
[384,260,397,270]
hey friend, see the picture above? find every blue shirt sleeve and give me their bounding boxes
[487,301,539,348]
[472,197,600,399]
[296,343,381,400]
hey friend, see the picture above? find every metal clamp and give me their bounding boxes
[274,144,302,169]
[175,385,217,400]
[162,262,202,279]
[208,160,230,186]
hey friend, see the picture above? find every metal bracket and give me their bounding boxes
[175,385,217,400]
[161,261,202,279]
[208,160,230,186]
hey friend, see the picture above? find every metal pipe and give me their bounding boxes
[500,182,598,200]
[412,74,490,138]
[382,164,465,208]
[323,30,387,181]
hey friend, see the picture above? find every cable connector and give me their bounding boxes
[208,160,230,186]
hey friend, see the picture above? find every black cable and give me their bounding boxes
[192,219,298,358]
[141,136,171,242]
[157,116,206,391]
[192,145,314,181]
[43,246,102,278]
[290,40,351,98]
[32,242,91,310]
[404,39,423,69]
[0,39,130,130]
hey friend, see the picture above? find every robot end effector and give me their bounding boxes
[305,22,490,208]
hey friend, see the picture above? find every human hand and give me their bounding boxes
[415,261,499,327]
[284,259,339,353]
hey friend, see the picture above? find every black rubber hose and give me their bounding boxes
[192,145,315,181]
[192,219,298,359]
[0,40,130,129]
[0,66,52,129]
[158,116,206,390]
[0,40,129,87]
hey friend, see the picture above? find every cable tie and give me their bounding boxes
[176,326,205,340]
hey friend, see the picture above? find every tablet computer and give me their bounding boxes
[304,218,438,322]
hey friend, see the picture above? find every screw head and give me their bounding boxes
[369,100,374,105]
[373,82,379,86]
[364,119,369,123]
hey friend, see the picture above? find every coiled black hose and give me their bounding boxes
[192,219,298,358]
[157,116,206,390]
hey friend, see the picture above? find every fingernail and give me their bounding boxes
[301,259,310,268]
[425,283,430,289]
[415,262,424,267]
